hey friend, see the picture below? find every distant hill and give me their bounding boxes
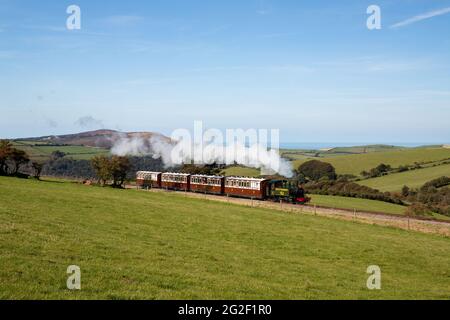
[16,129,170,149]
[323,144,405,155]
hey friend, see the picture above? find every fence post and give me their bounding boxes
[353,208,357,220]
[314,204,317,215]
[280,200,283,210]
[407,218,410,230]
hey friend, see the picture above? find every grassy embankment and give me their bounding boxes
[1,176,450,299]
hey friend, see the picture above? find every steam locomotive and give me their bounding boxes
[136,172,310,204]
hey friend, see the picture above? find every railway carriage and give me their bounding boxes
[136,171,310,205]
[224,177,269,200]
[136,171,162,189]
[190,175,225,195]
[161,173,191,191]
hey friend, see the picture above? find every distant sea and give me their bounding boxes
[279,142,448,150]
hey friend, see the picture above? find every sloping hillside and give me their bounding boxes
[17,129,170,149]
[1,176,449,299]
[292,148,450,175]
[359,164,450,192]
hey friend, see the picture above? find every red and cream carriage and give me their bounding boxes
[190,175,225,195]
[161,173,191,191]
[136,171,162,189]
[224,177,268,200]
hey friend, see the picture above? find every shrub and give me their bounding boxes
[297,160,337,181]
[405,203,433,217]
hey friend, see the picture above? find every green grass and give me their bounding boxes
[221,166,261,177]
[328,145,405,154]
[309,195,407,215]
[1,177,450,299]
[13,141,109,161]
[359,164,450,192]
[309,194,450,221]
[281,145,407,162]
[292,148,450,175]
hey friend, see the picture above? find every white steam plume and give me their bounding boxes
[111,135,294,177]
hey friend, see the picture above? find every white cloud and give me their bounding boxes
[390,7,450,28]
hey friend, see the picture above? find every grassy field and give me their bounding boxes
[309,194,450,221]
[309,195,407,215]
[281,145,406,161]
[12,141,109,161]
[292,148,450,175]
[1,177,450,299]
[221,166,261,177]
[359,164,450,192]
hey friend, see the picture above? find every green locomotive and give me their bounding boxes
[266,180,310,204]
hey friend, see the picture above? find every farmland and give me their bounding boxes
[360,164,450,192]
[1,176,450,299]
[281,144,405,161]
[292,147,450,176]
[225,147,450,179]
[12,140,110,161]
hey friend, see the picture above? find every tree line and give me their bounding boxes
[0,140,42,178]
[0,140,165,187]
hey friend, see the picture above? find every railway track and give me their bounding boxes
[130,185,450,237]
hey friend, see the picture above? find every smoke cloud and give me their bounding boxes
[111,135,294,177]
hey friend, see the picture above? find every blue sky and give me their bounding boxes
[1,0,449,143]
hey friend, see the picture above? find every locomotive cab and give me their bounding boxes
[266,180,309,204]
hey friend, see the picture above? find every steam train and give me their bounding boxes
[136,171,310,204]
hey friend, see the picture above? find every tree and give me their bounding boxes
[401,185,410,197]
[9,149,29,175]
[50,150,66,161]
[109,156,130,188]
[179,163,221,175]
[360,170,370,178]
[367,163,392,178]
[90,155,131,187]
[91,155,111,186]
[405,203,432,217]
[31,161,44,180]
[297,160,337,181]
[0,140,13,175]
